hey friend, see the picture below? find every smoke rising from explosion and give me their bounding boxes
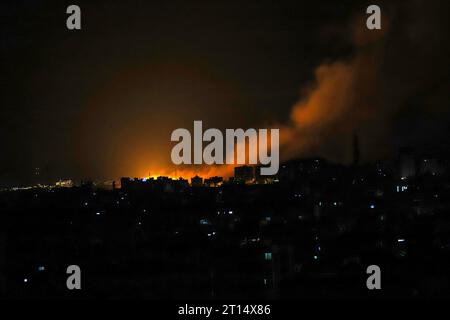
[280,1,450,164]
[2,1,450,186]
[74,1,450,181]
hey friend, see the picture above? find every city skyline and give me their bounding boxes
[2,0,450,186]
[2,0,450,302]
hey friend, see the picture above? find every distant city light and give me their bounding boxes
[396,185,408,192]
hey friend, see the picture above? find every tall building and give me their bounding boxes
[204,176,223,187]
[419,156,445,176]
[398,147,416,178]
[191,175,203,187]
[255,165,277,184]
[234,165,254,184]
[353,132,360,166]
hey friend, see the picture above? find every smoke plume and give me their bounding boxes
[280,0,450,164]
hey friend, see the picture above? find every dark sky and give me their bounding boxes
[1,0,449,186]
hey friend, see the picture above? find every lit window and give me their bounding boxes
[265,252,272,261]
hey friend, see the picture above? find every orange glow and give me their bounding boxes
[140,165,235,181]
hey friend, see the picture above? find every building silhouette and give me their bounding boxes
[234,165,254,184]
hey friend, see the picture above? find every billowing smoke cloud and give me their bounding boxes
[281,51,381,163]
[280,0,450,164]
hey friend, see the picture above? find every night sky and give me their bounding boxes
[1,0,450,186]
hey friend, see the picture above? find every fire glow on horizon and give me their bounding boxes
[140,165,236,181]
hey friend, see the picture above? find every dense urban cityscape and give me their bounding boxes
[2,0,450,306]
[1,145,450,299]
